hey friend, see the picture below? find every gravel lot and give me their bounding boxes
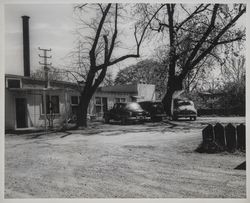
[5,116,246,198]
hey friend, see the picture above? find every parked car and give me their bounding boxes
[103,102,150,124]
[172,99,197,121]
[139,101,166,121]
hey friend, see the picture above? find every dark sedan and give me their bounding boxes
[103,102,150,124]
[139,101,166,121]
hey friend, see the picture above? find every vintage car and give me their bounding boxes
[172,99,197,121]
[103,102,150,124]
[139,101,166,121]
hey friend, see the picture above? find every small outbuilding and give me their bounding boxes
[5,74,155,130]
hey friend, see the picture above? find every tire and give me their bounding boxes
[104,116,110,124]
[157,117,163,122]
[152,117,162,122]
[121,117,127,125]
[193,116,197,121]
[172,116,177,121]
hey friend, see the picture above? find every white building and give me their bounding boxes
[5,74,155,130]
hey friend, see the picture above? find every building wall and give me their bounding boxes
[137,84,155,101]
[5,77,156,129]
[37,90,68,128]
[5,90,15,130]
[94,92,133,109]
[91,91,134,118]
[5,89,71,130]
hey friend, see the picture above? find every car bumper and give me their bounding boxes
[151,114,166,118]
[126,116,149,122]
[175,114,197,118]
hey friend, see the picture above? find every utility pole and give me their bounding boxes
[38,47,52,88]
[38,47,52,131]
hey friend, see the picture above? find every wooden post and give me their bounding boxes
[202,124,214,143]
[225,123,237,152]
[43,90,47,131]
[236,124,245,150]
[214,123,226,148]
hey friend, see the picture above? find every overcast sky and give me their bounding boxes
[4,4,151,77]
[5,4,76,76]
[4,3,246,78]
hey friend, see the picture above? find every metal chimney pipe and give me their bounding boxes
[22,16,30,77]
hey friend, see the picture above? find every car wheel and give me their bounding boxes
[121,117,127,125]
[157,117,163,122]
[190,117,193,121]
[172,116,177,121]
[193,116,197,121]
[152,117,162,122]
[104,116,110,124]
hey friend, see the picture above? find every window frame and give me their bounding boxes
[6,78,22,88]
[95,97,107,115]
[115,97,126,103]
[71,96,80,106]
[41,95,60,115]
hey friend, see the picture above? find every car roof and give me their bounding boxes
[115,102,138,104]
[139,101,162,103]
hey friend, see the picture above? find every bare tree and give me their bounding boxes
[221,54,245,87]
[136,4,246,114]
[31,66,65,81]
[72,4,156,127]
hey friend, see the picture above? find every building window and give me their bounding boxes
[6,79,21,88]
[41,95,60,114]
[95,97,107,116]
[51,96,59,113]
[115,98,126,103]
[95,97,102,105]
[71,96,79,106]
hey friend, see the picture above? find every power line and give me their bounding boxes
[38,47,52,132]
[38,47,52,88]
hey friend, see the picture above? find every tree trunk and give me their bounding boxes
[162,76,183,115]
[76,94,91,127]
[162,88,175,116]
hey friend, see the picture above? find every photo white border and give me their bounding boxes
[0,0,249,202]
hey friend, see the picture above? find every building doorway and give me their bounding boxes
[95,97,107,117]
[16,98,27,128]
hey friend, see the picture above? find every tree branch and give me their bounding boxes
[180,4,219,79]
[96,4,165,71]
[107,4,118,61]
[103,35,109,64]
[89,4,111,67]
[216,36,244,45]
[176,4,210,31]
[167,4,176,77]
[191,5,246,68]
[92,67,108,92]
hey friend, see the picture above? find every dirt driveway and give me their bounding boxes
[5,117,246,198]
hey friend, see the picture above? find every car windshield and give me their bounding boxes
[152,102,163,108]
[177,101,192,107]
[125,103,143,111]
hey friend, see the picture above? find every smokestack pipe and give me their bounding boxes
[22,16,30,77]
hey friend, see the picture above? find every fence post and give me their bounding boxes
[225,123,237,152]
[202,124,214,143]
[236,124,245,150]
[214,123,226,148]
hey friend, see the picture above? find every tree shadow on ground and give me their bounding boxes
[62,119,203,137]
[6,119,203,139]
